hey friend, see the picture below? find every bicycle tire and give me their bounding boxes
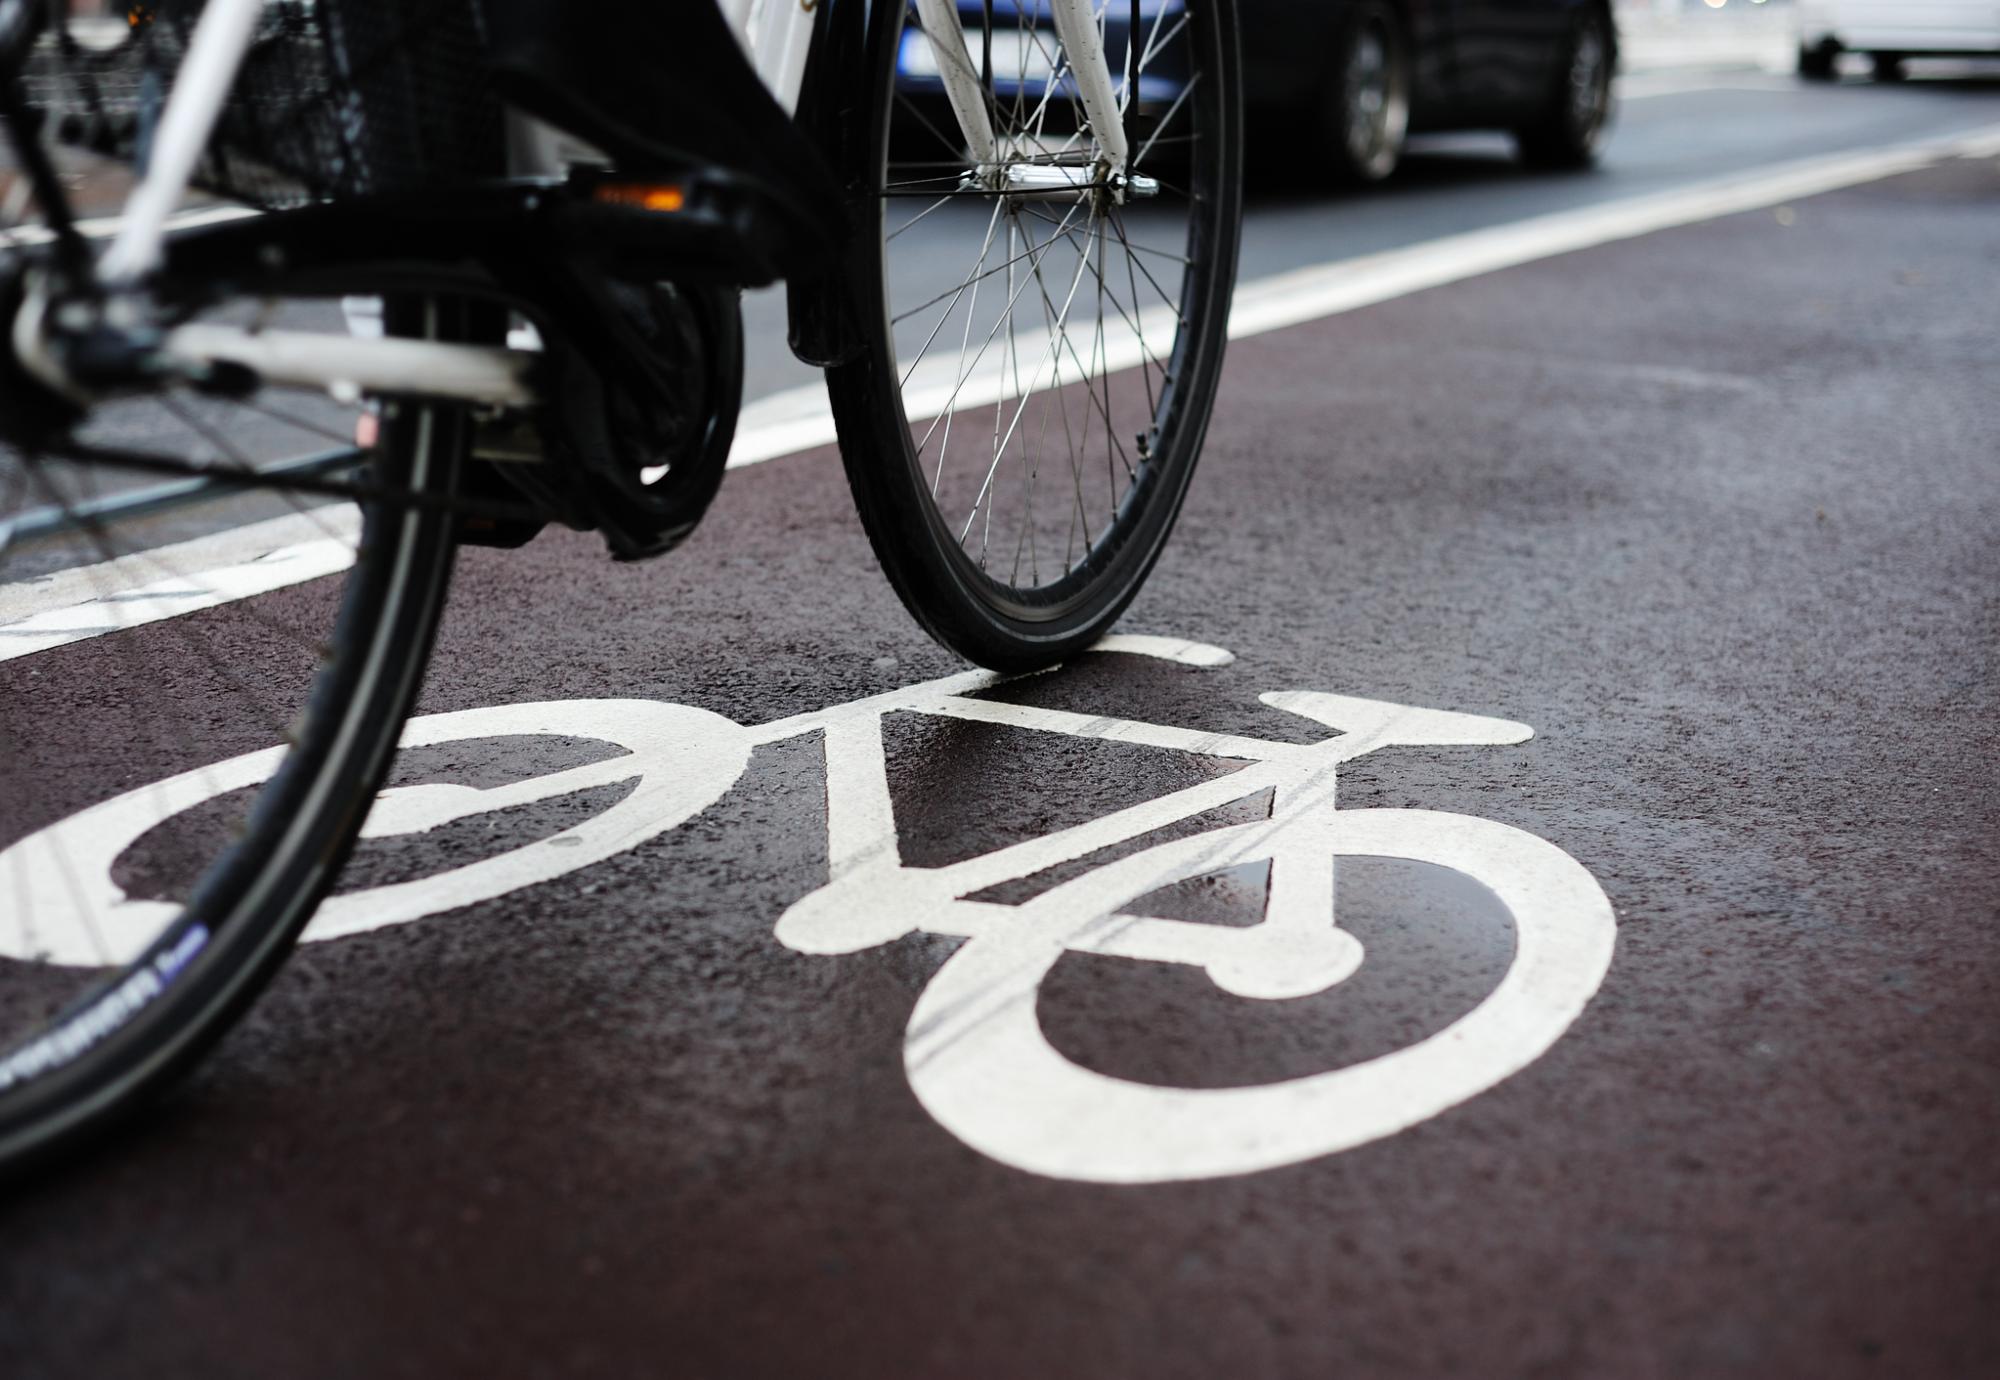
[825,0,1243,671]
[0,297,467,1176]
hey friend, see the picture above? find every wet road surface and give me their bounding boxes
[3,89,1999,1380]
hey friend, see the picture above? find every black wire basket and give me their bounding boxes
[23,0,504,209]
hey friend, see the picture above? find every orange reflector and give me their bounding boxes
[594,184,687,213]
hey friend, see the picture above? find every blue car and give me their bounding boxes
[894,0,1617,184]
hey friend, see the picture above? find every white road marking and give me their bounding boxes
[0,698,750,963]
[1616,70,1793,99]
[1223,122,2000,340]
[0,507,360,663]
[1087,632,1234,666]
[8,121,1999,654]
[902,807,1614,1183]
[1,638,1616,1182]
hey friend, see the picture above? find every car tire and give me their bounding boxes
[1872,52,1907,81]
[1516,6,1615,171]
[1318,2,1410,184]
[1798,41,1839,80]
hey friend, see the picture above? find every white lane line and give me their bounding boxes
[726,119,2000,471]
[9,120,2000,653]
[1616,70,1793,99]
[1227,123,2000,338]
[0,508,359,663]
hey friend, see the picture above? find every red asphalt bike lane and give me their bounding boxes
[1,156,1997,1378]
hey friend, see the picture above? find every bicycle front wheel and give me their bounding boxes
[827,0,1243,670]
[0,297,468,1174]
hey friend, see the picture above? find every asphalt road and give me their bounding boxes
[734,54,2000,400]
[3,62,1999,1380]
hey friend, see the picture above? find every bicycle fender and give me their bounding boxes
[787,0,881,368]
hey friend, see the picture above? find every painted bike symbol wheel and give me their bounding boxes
[902,808,1616,1183]
[0,700,751,963]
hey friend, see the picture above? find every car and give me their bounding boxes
[1242,0,1619,181]
[1796,0,2000,81]
[893,1,1619,186]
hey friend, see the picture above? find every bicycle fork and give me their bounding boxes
[912,0,1156,201]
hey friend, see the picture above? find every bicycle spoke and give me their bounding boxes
[929,201,1007,497]
[1136,71,1202,166]
[958,233,1096,545]
[888,194,956,243]
[893,213,1061,331]
[908,197,1090,457]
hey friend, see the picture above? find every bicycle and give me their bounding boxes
[0,0,1243,1168]
[3,636,1617,1182]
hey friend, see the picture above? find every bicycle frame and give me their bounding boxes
[31,0,1138,410]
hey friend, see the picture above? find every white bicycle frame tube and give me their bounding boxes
[737,0,818,116]
[913,0,998,168]
[1048,0,1130,170]
[907,0,1129,173]
[96,0,265,284]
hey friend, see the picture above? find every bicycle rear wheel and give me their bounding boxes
[0,295,468,1174]
[826,0,1242,670]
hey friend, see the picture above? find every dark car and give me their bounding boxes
[1245,0,1616,182]
[894,0,1617,185]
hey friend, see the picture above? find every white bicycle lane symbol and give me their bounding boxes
[2,635,1616,1183]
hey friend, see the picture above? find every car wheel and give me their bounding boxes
[1516,6,1614,171]
[1320,2,1410,184]
[1798,41,1839,80]
[1872,52,1907,81]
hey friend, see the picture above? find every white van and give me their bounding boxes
[1797,1,2000,79]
